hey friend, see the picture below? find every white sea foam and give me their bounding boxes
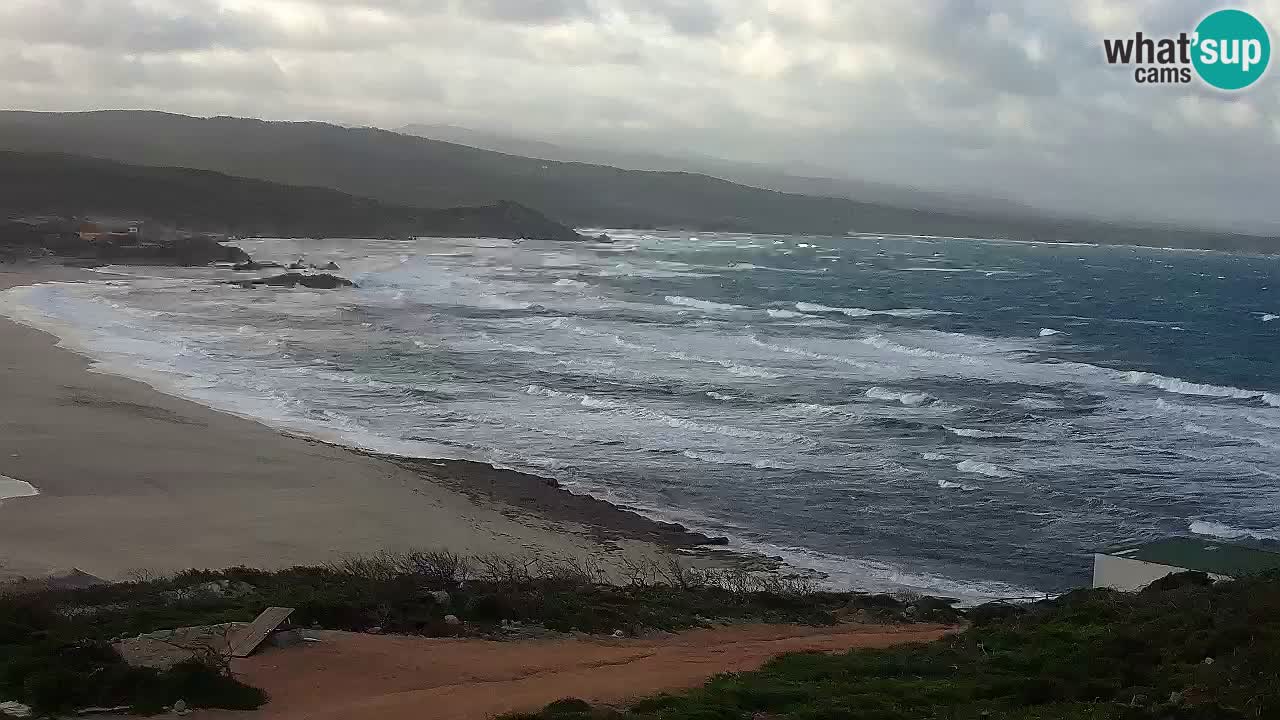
[524,385,811,444]
[1263,314,1278,322]
[714,263,828,275]
[665,351,782,379]
[681,449,792,470]
[938,478,981,491]
[552,278,589,289]
[1182,423,1280,451]
[795,302,947,319]
[956,460,1015,478]
[946,427,1026,440]
[1190,521,1280,542]
[1012,397,1062,410]
[0,475,39,504]
[767,309,809,319]
[706,391,740,401]
[865,386,932,406]
[1038,328,1062,337]
[921,452,948,461]
[748,337,880,371]
[602,264,717,279]
[664,295,746,312]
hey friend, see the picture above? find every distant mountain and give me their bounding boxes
[0,111,1273,253]
[397,123,1036,217]
[0,151,582,241]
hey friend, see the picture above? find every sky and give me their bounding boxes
[1,0,1278,231]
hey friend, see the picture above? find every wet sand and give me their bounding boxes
[0,264,716,581]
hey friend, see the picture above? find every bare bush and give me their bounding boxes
[395,550,471,586]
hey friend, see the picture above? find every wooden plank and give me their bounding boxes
[229,607,295,658]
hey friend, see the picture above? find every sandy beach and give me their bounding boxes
[0,264,705,581]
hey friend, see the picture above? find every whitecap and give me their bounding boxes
[706,391,740,401]
[938,478,981,492]
[748,337,879,370]
[1012,397,1062,410]
[795,302,947,319]
[946,427,1026,440]
[524,385,810,444]
[1182,423,1280,451]
[664,295,746,312]
[1124,371,1280,408]
[865,386,932,406]
[1038,328,1062,337]
[1190,521,1280,542]
[1263,314,1278,322]
[767,309,808,319]
[956,460,1015,478]
[681,449,792,470]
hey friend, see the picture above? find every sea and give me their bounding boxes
[3,230,1277,601]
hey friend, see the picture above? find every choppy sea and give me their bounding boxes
[3,230,1278,601]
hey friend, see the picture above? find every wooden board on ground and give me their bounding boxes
[229,607,294,658]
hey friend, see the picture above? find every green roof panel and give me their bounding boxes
[1106,537,1280,577]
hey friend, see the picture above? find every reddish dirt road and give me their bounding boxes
[192,624,951,720]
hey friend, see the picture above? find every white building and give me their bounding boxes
[1094,537,1280,592]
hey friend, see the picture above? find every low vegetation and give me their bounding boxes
[506,571,1280,720]
[0,551,953,715]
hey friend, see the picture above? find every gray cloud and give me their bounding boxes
[1,0,1278,231]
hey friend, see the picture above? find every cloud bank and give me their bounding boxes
[2,0,1278,230]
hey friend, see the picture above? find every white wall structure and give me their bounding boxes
[1092,553,1229,592]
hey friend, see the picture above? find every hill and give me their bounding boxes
[0,111,1274,253]
[0,151,582,242]
[398,122,1038,217]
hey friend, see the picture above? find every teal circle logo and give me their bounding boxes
[1192,9,1270,90]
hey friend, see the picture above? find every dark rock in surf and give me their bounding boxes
[233,260,284,271]
[234,273,355,289]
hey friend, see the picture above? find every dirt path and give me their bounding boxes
[192,624,951,720]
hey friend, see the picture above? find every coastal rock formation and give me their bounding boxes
[236,273,355,289]
[232,260,285,271]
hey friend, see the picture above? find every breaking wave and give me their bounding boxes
[795,302,947,318]
[665,295,745,312]
[947,427,1026,440]
[956,460,1016,478]
[865,386,932,406]
[1123,371,1280,408]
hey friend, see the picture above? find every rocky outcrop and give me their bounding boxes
[233,260,284,271]
[424,201,583,242]
[235,273,355,289]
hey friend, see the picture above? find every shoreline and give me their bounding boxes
[0,262,733,582]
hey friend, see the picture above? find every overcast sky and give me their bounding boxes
[2,0,1278,231]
